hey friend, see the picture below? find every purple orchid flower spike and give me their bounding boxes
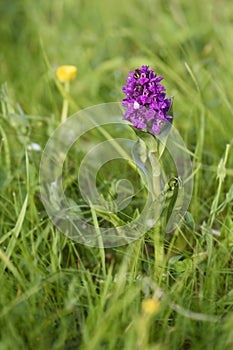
[122,65,172,135]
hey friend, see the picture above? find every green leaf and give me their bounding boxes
[4,194,28,268]
[184,211,195,231]
[131,126,158,153]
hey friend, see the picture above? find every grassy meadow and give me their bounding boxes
[0,0,233,349]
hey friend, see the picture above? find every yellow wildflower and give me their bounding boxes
[141,298,160,315]
[56,65,77,83]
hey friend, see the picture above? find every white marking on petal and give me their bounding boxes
[133,101,140,109]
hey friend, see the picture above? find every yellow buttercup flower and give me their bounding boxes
[55,65,78,122]
[56,65,77,83]
[141,298,160,315]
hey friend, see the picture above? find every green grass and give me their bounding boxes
[0,0,233,349]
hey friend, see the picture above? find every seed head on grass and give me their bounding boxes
[122,65,172,135]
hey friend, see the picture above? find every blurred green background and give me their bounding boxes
[0,1,233,349]
[1,0,233,209]
[1,0,233,147]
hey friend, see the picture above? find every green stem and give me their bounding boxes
[0,124,11,172]
[90,203,106,276]
[149,151,165,282]
[61,81,70,123]
[209,143,230,228]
